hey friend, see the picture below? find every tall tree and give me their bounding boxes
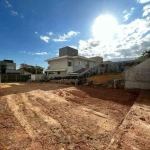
[20,64,44,74]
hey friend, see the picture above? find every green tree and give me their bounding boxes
[142,50,150,57]
[20,64,44,74]
[138,50,150,61]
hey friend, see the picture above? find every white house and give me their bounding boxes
[45,46,103,78]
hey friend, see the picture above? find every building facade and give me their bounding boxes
[0,59,19,74]
[45,46,103,78]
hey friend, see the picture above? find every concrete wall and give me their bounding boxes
[90,56,103,63]
[67,66,73,73]
[73,58,94,72]
[125,68,150,89]
[31,74,43,81]
[79,60,142,78]
[6,63,16,70]
[48,58,68,70]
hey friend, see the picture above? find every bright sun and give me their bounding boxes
[92,15,118,42]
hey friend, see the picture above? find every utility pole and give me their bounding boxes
[35,64,37,75]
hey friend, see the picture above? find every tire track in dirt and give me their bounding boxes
[20,92,68,149]
[58,88,130,126]
[29,89,70,104]
[6,95,36,139]
[51,88,129,133]
[0,83,141,150]
[28,89,117,149]
[21,93,61,128]
[7,93,65,149]
[0,96,32,150]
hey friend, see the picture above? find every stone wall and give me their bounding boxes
[78,60,141,78]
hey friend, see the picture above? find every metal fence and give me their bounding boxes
[1,74,30,83]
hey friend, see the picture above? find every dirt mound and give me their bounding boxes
[1,83,148,150]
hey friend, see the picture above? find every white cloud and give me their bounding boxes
[39,31,79,42]
[40,36,50,43]
[143,5,150,17]
[47,32,54,36]
[53,35,67,42]
[53,31,80,42]
[10,10,19,16]
[124,14,131,21]
[123,10,127,14]
[137,0,150,3]
[20,14,24,18]
[146,16,150,20]
[19,51,26,54]
[34,52,50,55]
[3,1,24,18]
[69,46,78,49]
[4,0,12,7]
[26,51,50,55]
[68,31,79,36]
[123,7,134,21]
[77,18,150,61]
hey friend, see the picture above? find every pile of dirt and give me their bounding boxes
[1,83,149,150]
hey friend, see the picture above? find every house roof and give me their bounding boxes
[45,55,96,62]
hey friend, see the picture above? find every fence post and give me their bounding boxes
[16,74,17,82]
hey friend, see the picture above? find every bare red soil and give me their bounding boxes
[0,83,149,150]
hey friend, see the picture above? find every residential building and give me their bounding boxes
[0,59,20,74]
[90,56,103,64]
[45,46,103,78]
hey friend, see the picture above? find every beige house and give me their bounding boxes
[45,46,103,78]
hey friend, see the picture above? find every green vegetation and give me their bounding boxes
[138,50,150,61]
[20,64,44,74]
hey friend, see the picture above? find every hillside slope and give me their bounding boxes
[87,73,123,84]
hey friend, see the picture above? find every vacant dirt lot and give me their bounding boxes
[0,83,149,150]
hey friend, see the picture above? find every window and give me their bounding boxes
[68,61,72,66]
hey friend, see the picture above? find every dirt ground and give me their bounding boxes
[0,83,149,150]
[87,73,123,84]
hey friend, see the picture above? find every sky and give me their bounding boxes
[0,0,150,69]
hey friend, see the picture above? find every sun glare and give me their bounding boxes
[92,15,118,43]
